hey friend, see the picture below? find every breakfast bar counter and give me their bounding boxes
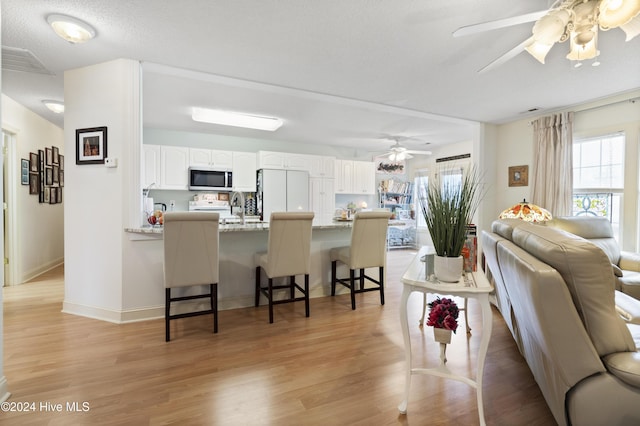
[117,220,373,322]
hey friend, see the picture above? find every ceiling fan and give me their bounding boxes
[375,136,432,161]
[453,0,640,73]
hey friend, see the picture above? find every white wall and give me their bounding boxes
[63,59,141,321]
[492,90,640,251]
[2,94,65,283]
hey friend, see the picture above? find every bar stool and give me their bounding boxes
[255,212,314,323]
[330,211,392,309]
[163,212,220,342]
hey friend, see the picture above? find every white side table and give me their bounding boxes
[398,246,494,426]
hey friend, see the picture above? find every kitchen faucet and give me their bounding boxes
[230,191,246,225]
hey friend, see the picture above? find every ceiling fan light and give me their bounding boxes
[620,14,640,40]
[46,14,96,43]
[599,0,640,29]
[567,29,599,61]
[192,107,283,131]
[532,9,571,44]
[525,41,554,63]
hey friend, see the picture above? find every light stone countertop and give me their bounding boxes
[125,221,354,235]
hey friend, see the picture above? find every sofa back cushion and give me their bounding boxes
[512,223,635,356]
[491,218,528,241]
[547,216,621,265]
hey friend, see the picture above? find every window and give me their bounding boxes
[414,172,428,228]
[573,132,624,241]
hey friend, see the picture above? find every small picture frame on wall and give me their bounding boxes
[29,152,38,172]
[46,167,53,185]
[46,147,53,166]
[44,187,51,204]
[50,187,57,204]
[29,173,39,194]
[76,126,108,164]
[53,146,60,164]
[508,165,529,187]
[21,159,30,185]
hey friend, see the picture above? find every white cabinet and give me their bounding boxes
[353,161,376,194]
[142,145,160,188]
[189,148,233,169]
[310,177,335,225]
[257,151,311,171]
[334,160,375,194]
[160,146,189,190]
[334,159,354,193]
[308,156,335,178]
[232,151,257,192]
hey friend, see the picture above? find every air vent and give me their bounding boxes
[521,107,539,114]
[2,46,54,75]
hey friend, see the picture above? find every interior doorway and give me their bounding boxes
[2,130,18,286]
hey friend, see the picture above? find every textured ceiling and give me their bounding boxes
[2,0,639,151]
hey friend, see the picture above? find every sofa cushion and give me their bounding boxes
[602,352,640,387]
[491,218,527,241]
[547,217,621,265]
[511,223,636,357]
[619,271,640,300]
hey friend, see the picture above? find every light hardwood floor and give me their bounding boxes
[2,250,554,425]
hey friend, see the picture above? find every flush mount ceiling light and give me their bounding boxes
[192,107,283,131]
[525,0,640,66]
[42,100,65,114]
[46,14,96,43]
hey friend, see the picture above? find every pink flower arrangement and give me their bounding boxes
[427,297,459,333]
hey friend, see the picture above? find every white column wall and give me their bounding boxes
[63,59,141,321]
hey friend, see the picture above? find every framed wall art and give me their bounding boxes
[29,173,39,194]
[29,152,38,172]
[46,147,53,166]
[508,165,529,187]
[76,126,107,164]
[21,159,30,185]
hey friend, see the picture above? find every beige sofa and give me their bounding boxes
[546,216,640,300]
[483,219,640,426]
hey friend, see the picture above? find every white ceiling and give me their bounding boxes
[2,0,640,153]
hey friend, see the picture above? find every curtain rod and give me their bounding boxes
[528,96,639,126]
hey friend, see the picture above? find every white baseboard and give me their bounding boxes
[21,258,64,284]
[62,286,340,323]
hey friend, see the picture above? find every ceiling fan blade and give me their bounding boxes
[405,150,433,155]
[478,36,534,73]
[453,10,548,37]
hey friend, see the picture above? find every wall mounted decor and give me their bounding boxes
[508,165,528,187]
[76,126,107,164]
[29,152,38,172]
[29,173,39,194]
[375,158,405,175]
[21,159,29,185]
[46,147,53,166]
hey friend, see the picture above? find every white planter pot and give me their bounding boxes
[433,327,452,344]
[434,255,463,283]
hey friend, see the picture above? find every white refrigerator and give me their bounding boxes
[257,169,309,222]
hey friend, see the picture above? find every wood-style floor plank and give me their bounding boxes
[2,250,555,425]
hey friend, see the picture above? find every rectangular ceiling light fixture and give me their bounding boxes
[192,107,283,131]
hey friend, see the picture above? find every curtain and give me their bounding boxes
[531,112,574,217]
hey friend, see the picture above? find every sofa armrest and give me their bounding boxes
[619,251,640,272]
[615,291,640,324]
[603,352,640,388]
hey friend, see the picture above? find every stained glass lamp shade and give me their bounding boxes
[499,199,553,223]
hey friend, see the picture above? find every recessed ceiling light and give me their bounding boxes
[42,100,65,114]
[46,14,96,44]
[192,107,283,131]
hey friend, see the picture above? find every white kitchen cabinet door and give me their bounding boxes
[160,146,189,189]
[308,156,335,178]
[189,148,233,169]
[310,177,335,225]
[257,151,286,169]
[285,153,312,171]
[334,159,353,193]
[232,151,257,192]
[142,144,161,188]
[353,161,376,194]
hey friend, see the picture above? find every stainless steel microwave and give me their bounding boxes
[188,167,233,191]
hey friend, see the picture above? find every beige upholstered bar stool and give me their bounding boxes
[255,212,315,323]
[163,212,220,341]
[330,211,392,310]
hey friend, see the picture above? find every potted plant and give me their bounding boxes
[427,297,459,344]
[419,166,484,282]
